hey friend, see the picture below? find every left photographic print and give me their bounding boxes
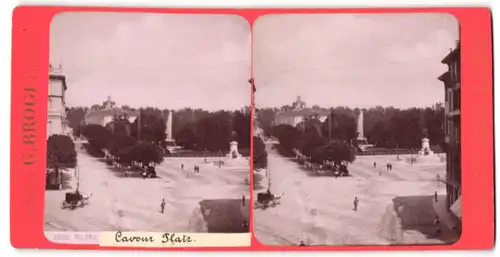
[44,12,251,241]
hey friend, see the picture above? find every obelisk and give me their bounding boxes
[357,110,365,140]
[166,111,173,142]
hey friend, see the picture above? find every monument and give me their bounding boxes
[418,137,434,156]
[227,141,242,159]
[355,110,373,151]
[166,111,174,144]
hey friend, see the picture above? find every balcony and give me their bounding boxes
[447,109,461,117]
[47,108,66,118]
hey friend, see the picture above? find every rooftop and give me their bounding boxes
[441,41,460,64]
[276,108,330,118]
[85,107,138,120]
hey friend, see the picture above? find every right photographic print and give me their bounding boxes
[252,13,461,246]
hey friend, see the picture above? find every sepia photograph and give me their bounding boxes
[45,12,251,237]
[252,13,461,246]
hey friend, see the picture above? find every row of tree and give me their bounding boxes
[67,106,252,153]
[272,123,357,166]
[174,108,251,152]
[257,103,445,150]
[81,113,165,169]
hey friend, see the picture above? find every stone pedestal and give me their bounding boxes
[227,141,242,159]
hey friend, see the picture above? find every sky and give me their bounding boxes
[50,12,251,111]
[253,13,459,109]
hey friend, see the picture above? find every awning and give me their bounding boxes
[450,195,462,219]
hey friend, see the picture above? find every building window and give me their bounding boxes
[47,121,53,135]
[454,90,461,111]
[447,89,453,113]
[449,63,455,81]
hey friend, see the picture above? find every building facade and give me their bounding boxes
[438,41,461,215]
[85,96,138,126]
[47,65,68,138]
[274,96,328,127]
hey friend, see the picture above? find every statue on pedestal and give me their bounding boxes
[227,131,242,159]
[419,129,434,156]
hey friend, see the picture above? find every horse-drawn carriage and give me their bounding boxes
[142,166,157,178]
[61,191,91,210]
[254,191,284,209]
[332,164,349,177]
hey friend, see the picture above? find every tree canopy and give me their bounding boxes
[260,103,445,150]
[47,134,77,170]
[253,136,268,169]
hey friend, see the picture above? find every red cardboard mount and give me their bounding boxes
[10,6,494,251]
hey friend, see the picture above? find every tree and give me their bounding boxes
[81,124,112,155]
[256,108,278,137]
[322,111,357,142]
[129,142,164,168]
[108,134,137,159]
[272,124,301,154]
[323,140,356,166]
[176,123,202,150]
[66,107,86,129]
[253,136,268,169]
[299,129,327,158]
[232,108,251,149]
[90,104,101,111]
[107,115,132,137]
[193,111,233,151]
[130,111,166,145]
[46,135,77,189]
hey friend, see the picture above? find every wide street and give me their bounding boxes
[254,144,456,246]
[44,141,250,233]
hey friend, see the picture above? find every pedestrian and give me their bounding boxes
[353,196,359,211]
[242,195,246,206]
[160,198,166,214]
[373,162,377,168]
[434,191,438,202]
[181,164,184,171]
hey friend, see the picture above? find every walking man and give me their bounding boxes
[181,164,184,171]
[434,191,438,202]
[373,162,377,168]
[353,196,359,211]
[160,198,166,214]
[242,195,246,206]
